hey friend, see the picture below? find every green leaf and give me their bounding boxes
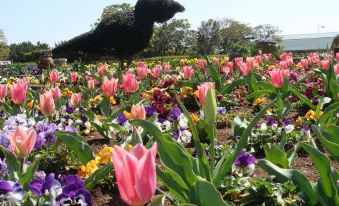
[20,155,43,190]
[56,131,95,164]
[300,143,338,205]
[312,125,339,160]
[246,90,273,100]
[0,145,20,180]
[188,177,230,206]
[85,163,113,190]
[264,144,289,168]
[157,167,189,202]
[231,117,248,138]
[257,159,318,205]
[176,96,211,181]
[220,78,247,95]
[99,96,111,117]
[213,100,276,187]
[149,195,166,206]
[290,87,316,110]
[132,119,198,187]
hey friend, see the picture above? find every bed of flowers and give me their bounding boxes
[0,51,338,206]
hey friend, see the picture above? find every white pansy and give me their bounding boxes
[284,124,295,133]
[260,123,268,131]
[178,114,188,129]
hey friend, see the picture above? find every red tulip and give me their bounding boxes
[336,53,339,62]
[239,63,251,76]
[130,105,146,120]
[70,72,78,83]
[49,70,59,83]
[197,82,215,106]
[182,66,194,80]
[101,77,118,97]
[70,93,81,107]
[111,143,157,206]
[163,62,171,71]
[246,57,255,70]
[123,72,139,93]
[10,81,28,105]
[269,69,290,88]
[0,84,8,98]
[40,91,55,116]
[10,126,36,158]
[137,65,149,80]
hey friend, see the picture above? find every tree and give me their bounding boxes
[9,41,50,62]
[196,19,221,55]
[148,19,195,56]
[0,29,10,60]
[253,24,281,42]
[219,18,253,53]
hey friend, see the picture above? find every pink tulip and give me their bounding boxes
[197,59,207,70]
[163,62,171,71]
[336,53,339,62]
[10,81,28,105]
[280,61,288,70]
[137,61,146,68]
[255,55,262,64]
[70,93,81,107]
[182,66,194,80]
[246,57,255,70]
[152,65,161,78]
[98,65,107,76]
[49,70,59,83]
[130,105,146,120]
[239,63,251,76]
[50,87,62,99]
[334,64,339,76]
[0,84,8,98]
[40,91,55,116]
[227,62,234,72]
[123,72,139,93]
[321,59,330,69]
[269,69,290,88]
[101,77,118,97]
[300,58,308,68]
[111,143,157,206]
[137,65,149,80]
[197,82,215,106]
[10,126,36,158]
[70,72,78,83]
[88,80,95,91]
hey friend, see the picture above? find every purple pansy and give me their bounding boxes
[281,117,291,126]
[0,181,24,204]
[235,150,256,167]
[56,175,91,206]
[116,114,127,125]
[29,173,61,197]
[0,158,7,178]
[64,125,78,133]
[145,106,157,117]
[266,117,277,126]
[169,107,181,121]
[35,122,60,149]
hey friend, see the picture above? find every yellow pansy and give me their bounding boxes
[97,146,114,164]
[125,144,133,152]
[123,111,132,119]
[26,100,34,110]
[295,116,303,126]
[191,114,199,123]
[305,110,316,120]
[254,97,267,105]
[110,96,116,105]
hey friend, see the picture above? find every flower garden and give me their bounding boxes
[0,51,338,206]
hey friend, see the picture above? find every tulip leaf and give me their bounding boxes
[220,78,247,95]
[56,131,95,164]
[156,167,189,202]
[264,144,289,168]
[85,163,113,190]
[99,96,111,117]
[300,143,338,205]
[149,195,166,206]
[176,96,211,181]
[290,88,316,110]
[0,145,20,180]
[312,125,339,160]
[257,159,318,205]
[213,100,276,187]
[188,177,230,206]
[132,119,198,187]
[20,155,43,190]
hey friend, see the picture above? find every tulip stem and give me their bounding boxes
[20,157,25,175]
[156,187,174,202]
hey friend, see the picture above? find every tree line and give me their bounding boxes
[0,3,281,62]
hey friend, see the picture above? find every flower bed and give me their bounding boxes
[0,51,338,206]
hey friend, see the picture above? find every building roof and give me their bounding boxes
[281,32,339,51]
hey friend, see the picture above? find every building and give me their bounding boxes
[281,32,339,52]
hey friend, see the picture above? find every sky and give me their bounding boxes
[1,0,339,47]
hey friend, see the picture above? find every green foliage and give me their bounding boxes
[9,41,50,62]
[85,163,113,190]
[55,131,95,164]
[196,19,221,55]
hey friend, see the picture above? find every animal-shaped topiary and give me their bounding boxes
[53,0,185,66]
